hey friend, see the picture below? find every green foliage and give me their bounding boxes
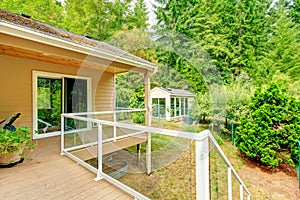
[196,92,210,122]
[62,0,149,41]
[236,83,300,167]
[225,72,254,119]
[131,112,145,124]
[154,0,272,84]
[1,0,149,41]
[264,3,300,81]
[0,126,35,154]
[0,0,65,26]
[128,87,145,124]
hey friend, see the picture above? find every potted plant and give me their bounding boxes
[0,126,35,167]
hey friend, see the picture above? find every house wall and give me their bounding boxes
[0,55,114,131]
[150,88,169,99]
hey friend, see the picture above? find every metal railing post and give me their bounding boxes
[196,136,209,200]
[113,109,117,142]
[228,167,232,200]
[60,115,65,155]
[240,185,244,200]
[94,123,103,181]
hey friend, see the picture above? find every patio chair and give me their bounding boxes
[0,113,21,131]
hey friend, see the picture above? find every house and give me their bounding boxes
[0,9,155,139]
[0,9,250,200]
[150,87,195,121]
[0,9,154,198]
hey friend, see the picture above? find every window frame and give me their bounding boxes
[32,71,92,139]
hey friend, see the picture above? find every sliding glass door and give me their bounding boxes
[64,78,88,131]
[33,71,91,138]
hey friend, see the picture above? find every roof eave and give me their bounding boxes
[0,22,157,72]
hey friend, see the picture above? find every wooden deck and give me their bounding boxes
[0,136,133,200]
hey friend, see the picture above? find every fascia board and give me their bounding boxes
[0,22,157,71]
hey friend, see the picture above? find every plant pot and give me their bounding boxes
[0,149,24,168]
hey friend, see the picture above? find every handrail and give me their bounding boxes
[62,113,209,141]
[63,108,146,117]
[208,133,251,196]
[61,110,251,200]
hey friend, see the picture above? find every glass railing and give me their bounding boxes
[61,109,250,200]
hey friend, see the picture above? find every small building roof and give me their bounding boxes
[0,9,157,72]
[152,87,196,97]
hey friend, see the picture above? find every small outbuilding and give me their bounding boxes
[150,87,196,121]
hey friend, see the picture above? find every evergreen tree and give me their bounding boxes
[265,4,300,81]
[63,0,149,41]
[236,83,300,167]
[126,0,149,29]
[285,0,300,24]
[154,0,273,84]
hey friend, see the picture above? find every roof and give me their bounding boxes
[0,9,157,71]
[152,87,196,97]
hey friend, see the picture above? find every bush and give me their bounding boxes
[131,112,145,124]
[236,83,300,167]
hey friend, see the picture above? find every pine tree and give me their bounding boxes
[266,3,300,81]
[126,0,149,30]
[154,0,273,84]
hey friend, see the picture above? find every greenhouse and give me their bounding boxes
[150,87,195,121]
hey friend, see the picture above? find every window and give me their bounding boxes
[176,97,180,116]
[170,97,175,117]
[185,98,188,115]
[159,98,166,118]
[180,98,184,116]
[152,98,159,117]
[33,71,91,138]
[152,98,166,118]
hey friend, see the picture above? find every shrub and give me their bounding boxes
[131,112,145,124]
[236,83,300,167]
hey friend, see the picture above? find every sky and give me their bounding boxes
[145,0,157,26]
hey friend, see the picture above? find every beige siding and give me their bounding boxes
[94,72,114,111]
[0,55,114,132]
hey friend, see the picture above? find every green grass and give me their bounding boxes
[120,121,242,199]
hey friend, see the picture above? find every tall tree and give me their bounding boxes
[154,0,273,84]
[285,0,300,24]
[63,0,149,41]
[265,3,300,81]
[126,0,149,30]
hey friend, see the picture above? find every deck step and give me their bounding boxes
[70,134,147,161]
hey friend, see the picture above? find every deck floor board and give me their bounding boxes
[0,136,133,200]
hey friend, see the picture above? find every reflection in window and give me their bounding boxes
[37,78,62,133]
[36,77,88,134]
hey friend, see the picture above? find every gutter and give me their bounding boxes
[0,22,157,71]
